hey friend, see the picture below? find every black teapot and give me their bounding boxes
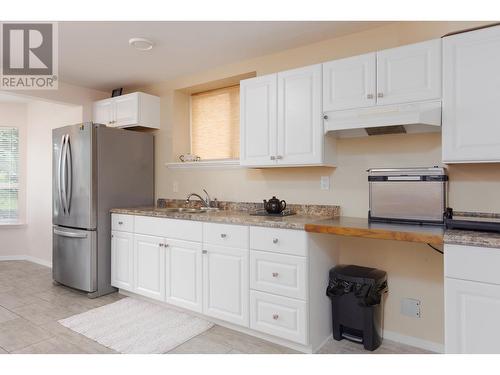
[263,196,287,214]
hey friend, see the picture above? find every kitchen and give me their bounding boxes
[0,6,500,373]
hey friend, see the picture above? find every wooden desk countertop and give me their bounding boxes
[305,216,444,245]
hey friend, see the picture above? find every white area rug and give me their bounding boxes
[58,297,214,354]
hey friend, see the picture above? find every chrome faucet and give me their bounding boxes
[186,189,212,208]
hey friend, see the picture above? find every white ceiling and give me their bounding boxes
[58,21,390,91]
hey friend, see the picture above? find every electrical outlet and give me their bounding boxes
[320,176,330,190]
[172,181,179,193]
[401,298,421,318]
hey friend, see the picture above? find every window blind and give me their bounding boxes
[0,127,19,223]
[191,85,240,160]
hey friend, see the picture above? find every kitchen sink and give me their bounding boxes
[158,207,220,213]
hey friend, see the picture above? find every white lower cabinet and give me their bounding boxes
[203,244,249,327]
[250,290,307,345]
[111,231,134,291]
[165,239,203,313]
[445,278,500,354]
[445,244,500,353]
[111,214,337,351]
[133,234,165,301]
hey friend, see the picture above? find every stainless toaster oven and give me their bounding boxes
[368,167,448,225]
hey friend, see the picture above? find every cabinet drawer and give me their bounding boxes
[250,226,307,256]
[134,216,202,242]
[250,290,307,345]
[250,250,307,300]
[203,223,248,249]
[445,244,500,285]
[111,214,134,232]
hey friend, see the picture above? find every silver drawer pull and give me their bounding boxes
[220,233,227,238]
[158,243,164,247]
[272,272,279,278]
[118,221,124,225]
[272,238,278,244]
[202,250,208,254]
[272,314,279,320]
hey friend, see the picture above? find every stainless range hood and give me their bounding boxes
[324,100,441,138]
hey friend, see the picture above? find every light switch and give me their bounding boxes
[172,181,179,193]
[320,176,330,190]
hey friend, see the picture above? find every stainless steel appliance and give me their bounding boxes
[368,167,448,224]
[52,123,154,297]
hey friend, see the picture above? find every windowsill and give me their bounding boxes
[165,159,241,169]
[0,222,26,228]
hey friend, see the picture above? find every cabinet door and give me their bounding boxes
[240,74,277,166]
[133,234,165,301]
[323,53,376,111]
[203,244,249,327]
[445,278,500,353]
[114,93,139,128]
[442,26,500,162]
[376,39,441,105]
[165,239,202,313]
[111,231,134,291]
[277,64,323,165]
[93,99,114,126]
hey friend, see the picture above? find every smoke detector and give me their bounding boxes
[129,38,154,51]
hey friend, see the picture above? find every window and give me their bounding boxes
[190,85,240,160]
[0,127,19,223]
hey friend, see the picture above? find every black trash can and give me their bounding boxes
[326,264,388,351]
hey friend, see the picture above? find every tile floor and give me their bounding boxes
[0,261,430,354]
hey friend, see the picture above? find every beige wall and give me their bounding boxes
[135,21,495,347]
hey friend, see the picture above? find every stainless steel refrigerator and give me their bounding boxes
[52,123,154,298]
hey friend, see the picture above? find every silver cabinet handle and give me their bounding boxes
[270,156,276,160]
[377,93,384,98]
[323,114,328,120]
[54,229,88,238]
[276,155,283,160]
[272,238,278,244]
[202,250,208,254]
[164,243,169,247]
[220,233,227,238]
[272,314,279,320]
[367,94,374,99]
[159,243,164,247]
[272,272,279,278]
[118,221,124,225]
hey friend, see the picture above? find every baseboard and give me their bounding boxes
[383,329,444,353]
[0,255,52,268]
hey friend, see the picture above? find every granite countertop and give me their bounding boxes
[110,206,337,230]
[305,216,445,245]
[444,229,500,249]
[111,201,500,249]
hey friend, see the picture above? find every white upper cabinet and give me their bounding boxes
[240,74,277,166]
[376,39,441,105]
[277,64,323,165]
[92,92,160,129]
[240,65,334,167]
[322,53,376,111]
[442,25,500,163]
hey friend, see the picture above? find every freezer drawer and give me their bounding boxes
[53,226,97,292]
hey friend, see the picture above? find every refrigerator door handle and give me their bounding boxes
[65,135,72,213]
[53,228,88,239]
[57,134,66,214]
[61,134,69,214]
